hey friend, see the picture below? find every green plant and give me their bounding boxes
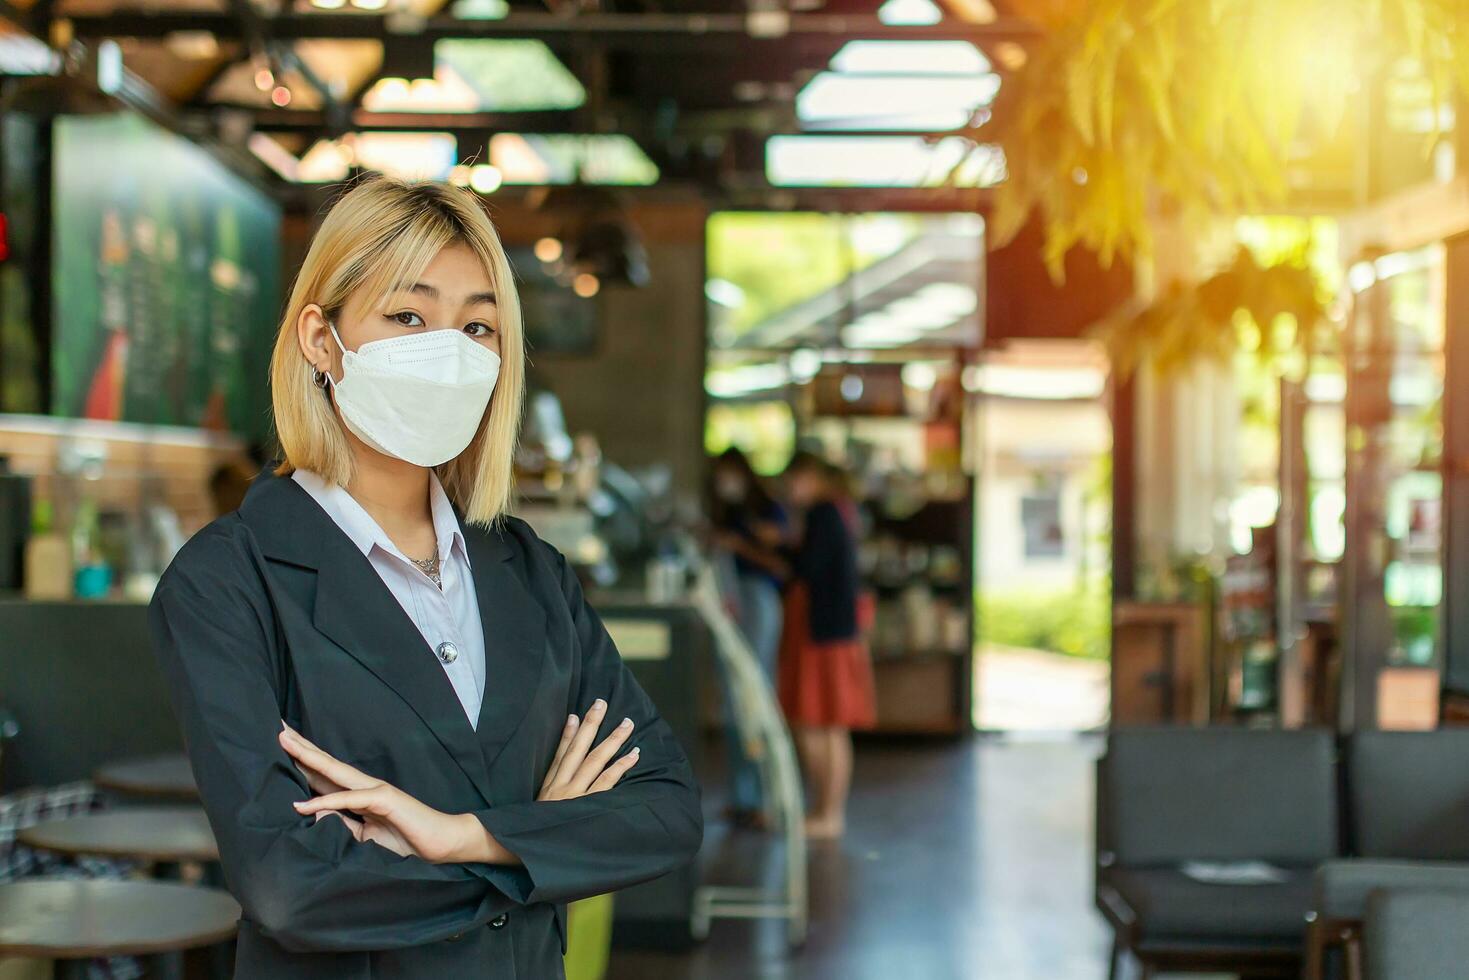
[1092,244,1331,378]
[978,584,1112,660]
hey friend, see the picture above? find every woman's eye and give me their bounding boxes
[389,311,424,327]
[464,322,495,338]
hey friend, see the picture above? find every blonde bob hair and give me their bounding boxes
[269,174,524,526]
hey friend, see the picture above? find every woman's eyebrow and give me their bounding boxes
[393,282,496,305]
[384,282,434,301]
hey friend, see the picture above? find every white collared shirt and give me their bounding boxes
[292,468,487,728]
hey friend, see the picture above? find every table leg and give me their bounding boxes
[144,951,185,980]
[52,959,91,980]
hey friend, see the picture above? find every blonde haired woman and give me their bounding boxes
[149,175,702,979]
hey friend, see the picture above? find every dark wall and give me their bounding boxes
[985,217,1134,347]
[0,599,181,792]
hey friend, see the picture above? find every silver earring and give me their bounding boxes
[311,367,329,389]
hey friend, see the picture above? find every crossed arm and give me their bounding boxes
[279,695,641,866]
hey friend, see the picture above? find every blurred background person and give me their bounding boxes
[777,450,876,839]
[705,447,788,829]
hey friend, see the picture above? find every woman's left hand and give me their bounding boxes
[279,724,505,865]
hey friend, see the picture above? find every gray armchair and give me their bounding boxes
[1362,888,1469,980]
[1097,727,1338,980]
[1307,729,1469,980]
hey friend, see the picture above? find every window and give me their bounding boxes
[1021,483,1064,560]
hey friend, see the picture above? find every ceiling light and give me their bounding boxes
[878,0,942,26]
[247,133,300,182]
[351,132,456,179]
[352,0,388,9]
[270,85,292,107]
[535,237,564,263]
[254,67,274,92]
[911,282,979,317]
[450,0,511,19]
[789,348,822,381]
[797,73,996,131]
[994,41,1027,70]
[831,41,990,75]
[766,135,1006,188]
[705,363,790,398]
[374,77,410,102]
[311,0,347,7]
[164,31,219,60]
[705,277,745,308]
[469,164,503,193]
[298,140,351,182]
[902,362,938,390]
[572,273,600,298]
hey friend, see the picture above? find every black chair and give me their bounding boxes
[1362,888,1469,980]
[1307,729,1469,980]
[1097,727,1339,980]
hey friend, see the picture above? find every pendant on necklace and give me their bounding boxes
[409,554,442,587]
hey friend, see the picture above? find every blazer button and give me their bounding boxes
[436,641,459,664]
[489,913,508,930]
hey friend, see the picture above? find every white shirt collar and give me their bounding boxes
[291,468,470,569]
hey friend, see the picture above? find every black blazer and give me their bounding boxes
[148,468,703,980]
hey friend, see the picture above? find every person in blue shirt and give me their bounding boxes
[706,447,788,828]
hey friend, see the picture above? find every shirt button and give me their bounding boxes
[489,913,508,929]
[436,641,458,664]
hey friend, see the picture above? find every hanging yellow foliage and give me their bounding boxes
[1093,245,1331,378]
[989,0,1469,280]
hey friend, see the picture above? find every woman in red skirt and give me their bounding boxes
[776,452,877,839]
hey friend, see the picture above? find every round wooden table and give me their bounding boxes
[18,807,218,864]
[0,878,239,980]
[93,753,198,801]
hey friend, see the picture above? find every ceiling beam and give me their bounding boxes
[65,11,1041,52]
[244,106,991,142]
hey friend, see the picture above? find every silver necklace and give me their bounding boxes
[408,554,442,587]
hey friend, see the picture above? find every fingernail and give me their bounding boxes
[293,800,307,810]
[630,747,640,756]
[619,717,633,729]
[593,699,607,710]
[566,714,578,728]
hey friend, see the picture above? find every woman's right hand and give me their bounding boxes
[538,698,640,801]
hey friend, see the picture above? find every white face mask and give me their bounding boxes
[324,322,501,468]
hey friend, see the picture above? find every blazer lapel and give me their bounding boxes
[242,469,497,807]
[312,532,498,806]
[463,520,547,776]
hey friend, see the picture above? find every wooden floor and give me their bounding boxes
[607,734,1121,980]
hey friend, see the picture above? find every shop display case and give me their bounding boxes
[862,478,974,735]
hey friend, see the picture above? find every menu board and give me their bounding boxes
[51,113,282,438]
